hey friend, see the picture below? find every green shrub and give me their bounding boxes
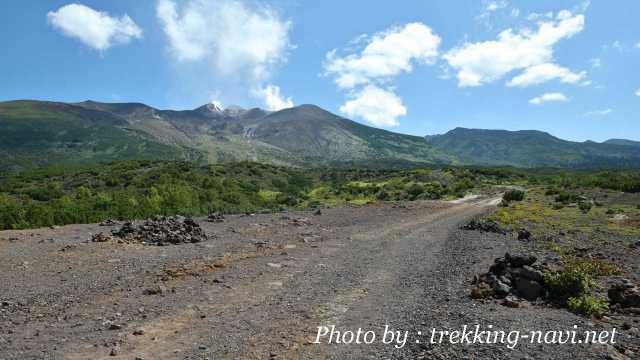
[544,268,594,302]
[545,187,561,196]
[503,189,525,202]
[567,294,609,317]
[578,201,593,213]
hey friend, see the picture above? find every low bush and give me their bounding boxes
[544,267,594,302]
[503,189,525,202]
[555,191,580,203]
[578,201,593,213]
[567,294,609,317]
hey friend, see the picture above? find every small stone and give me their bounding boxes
[491,280,511,298]
[608,282,640,308]
[133,329,145,336]
[501,296,520,308]
[143,285,167,295]
[108,323,122,330]
[517,229,532,240]
[109,348,118,356]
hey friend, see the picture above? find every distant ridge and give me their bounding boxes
[604,138,640,148]
[424,127,640,168]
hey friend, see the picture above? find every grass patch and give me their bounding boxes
[488,187,640,236]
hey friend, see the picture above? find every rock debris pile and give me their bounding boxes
[609,280,640,309]
[91,216,207,245]
[471,253,546,305]
[462,219,506,234]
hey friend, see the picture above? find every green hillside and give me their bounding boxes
[425,128,640,168]
[0,101,193,171]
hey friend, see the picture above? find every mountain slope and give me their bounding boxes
[248,105,454,166]
[3,99,639,171]
[0,100,453,170]
[425,128,640,168]
[0,101,194,172]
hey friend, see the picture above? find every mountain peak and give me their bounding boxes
[194,101,225,117]
[204,101,224,113]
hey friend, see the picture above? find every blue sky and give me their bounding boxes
[0,0,638,141]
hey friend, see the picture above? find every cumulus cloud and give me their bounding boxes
[324,23,441,89]
[156,0,293,108]
[507,63,586,87]
[252,85,293,111]
[339,86,406,127]
[47,4,142,50]
[324,22,440,126]
[583,108,613,117]
[529,92,569,105]
[443,10,585,87]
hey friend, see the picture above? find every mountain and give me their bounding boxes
[604,139,640,148]
[2,99,639,171]
[425,128,640,168]
[0,100,452,171]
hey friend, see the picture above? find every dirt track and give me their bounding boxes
[0,198,628,359]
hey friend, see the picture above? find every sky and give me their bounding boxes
[0,0,638,142]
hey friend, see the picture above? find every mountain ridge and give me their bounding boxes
[1,99,639,171]
[425,127,640,168]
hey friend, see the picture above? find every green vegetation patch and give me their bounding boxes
[0,162,524,230]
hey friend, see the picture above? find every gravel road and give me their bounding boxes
[0,198,629,359]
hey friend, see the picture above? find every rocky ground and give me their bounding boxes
[0,197,638,359]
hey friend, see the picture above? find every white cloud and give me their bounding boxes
[526,12,553,21]
[485,0,508,12]
[589,58,601,68]
[325,22,440,127]
[612,40,623,52]
[252,84,293,111]
[47,4,142,50]
[324,23,441,89]
[477,0,510,25]
[583,108,612,117]
[529,92,568,105]
[444,11,584,87]
[507,63,586,87]
[339,86,406,127]
[635,89,640,96]
[157,0,293,108]
[635,42,640,49]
